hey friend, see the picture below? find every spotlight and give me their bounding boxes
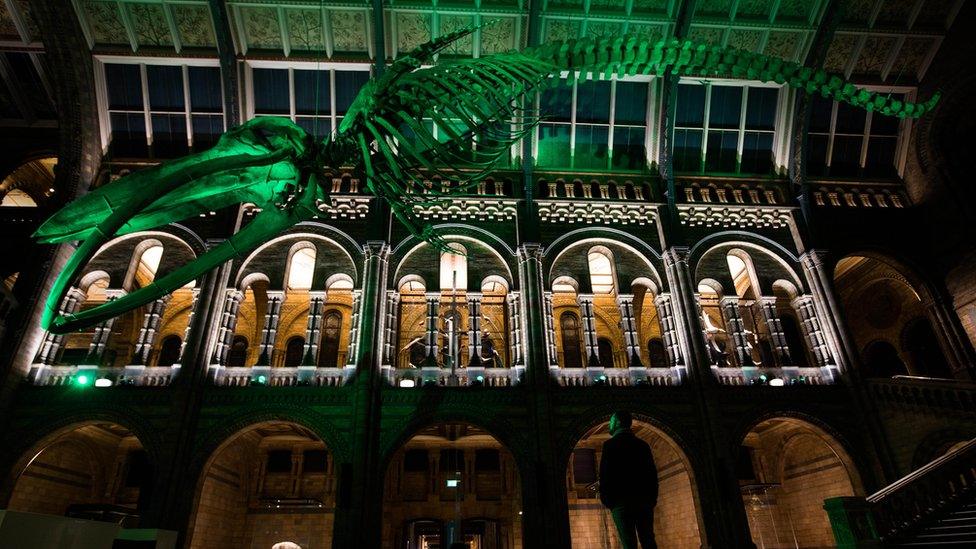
[768,378,785,387]
[94,378,113,387]
[75,374,91,386]
[399,379,416,388]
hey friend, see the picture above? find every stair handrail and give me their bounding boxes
[866,437,976,540]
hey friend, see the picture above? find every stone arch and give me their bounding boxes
[562,409,705,548]
[235,230,360,291]
[282,240,317,292]
[380,415,527,549]
[0,156,56,207]
[122,238,164,291]
[80,231,200,291]
[545,235,664,295]
[1,413,159,519]
[186,416,342,549]
[391,232,515,292]
[692,239,804,298]
[736,414,865,549]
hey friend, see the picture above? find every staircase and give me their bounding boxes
[896,492,976,547]
[871,438,976,547]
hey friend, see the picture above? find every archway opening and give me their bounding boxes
[739,417,862,548]
[5,422,149,526]
[383,422,522,548]
[834,255,953,378]
[187,421,333,549]
[568,418,702,548]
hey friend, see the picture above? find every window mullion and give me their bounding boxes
[330,69,337,134]
[140,63,152,146]
[701,84,711,173]
[825,101,838,168]
[569,79,578,169]
[737,86,748,174]
[860,111,872,169]
[289,68,296,122]
[607,80,617,171]
[183,65,192,148]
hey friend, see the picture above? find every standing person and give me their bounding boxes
[599,411,659,549]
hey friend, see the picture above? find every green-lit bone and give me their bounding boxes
[36,26,940,334]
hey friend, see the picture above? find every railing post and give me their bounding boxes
[824,497,882,548]
[255,291,284,366]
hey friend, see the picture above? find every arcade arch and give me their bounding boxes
[568,417,703,548]
[187,421,334,549]
[382,422,522,549]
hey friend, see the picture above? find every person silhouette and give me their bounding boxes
[599,411,658,549]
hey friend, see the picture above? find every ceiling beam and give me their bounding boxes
[370,0,385,74]
[0,54,34,123]
[208,0,241,126]
[116,0,138,53]
[3,0,31,44]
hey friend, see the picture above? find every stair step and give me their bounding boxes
[916,531,976,539]
[900,543,976,547]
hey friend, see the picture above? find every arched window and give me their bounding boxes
[647,338,666,367]
[439,243,467,291]
[284,336,305,368]
[287,245,316,290]
[318,311,342,368]
[902,318,952,378]
[227,336,248,367]
[597,337,615,368]
[560,312,583,369]
[409,341,427,367]
[862,340,907,378]
[587,248,615,294]
[780,315,809,367]
[156,335,182,366]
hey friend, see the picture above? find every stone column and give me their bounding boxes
[210,288,244,365]
[177,288,201,363]
[617,294,644,367]
[422,293,440,367]
[34,287,86,366]
[345,289,362,368]
[799,251,854,372]
[506,292,523,367]
[662,248,711,382]
[130,296,171,365]
[922,296,976,378]
[543,292,559,368]
[576,294,600,367]
[719,297,753,367]
[653,293,684,367]
[792,295,835,368]
[302,291,326,366]
[255,291,284,366]
[466,293,482,367]
[758,296,792,366]
[85,290,125,364]
[381,291,399,368]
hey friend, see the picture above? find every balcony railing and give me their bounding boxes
[388,366,524,388]
[31,365,176,387]
[712,366,831,386]
[214,366,348,387]
[867,376,976,418]
[552,367,680,387]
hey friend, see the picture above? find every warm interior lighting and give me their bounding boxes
[587,250,614,294]
[399,379,416,388]
[439,243,467,290]
[287,246,316,290]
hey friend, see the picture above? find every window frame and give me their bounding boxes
[806,85,915,179]
[673,78,786,175]
[533,73,656,172]
[244,60,372,137]
[94,56,225,155]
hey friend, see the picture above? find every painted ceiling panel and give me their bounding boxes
[888,36,934,81]
[854,35,899,74]
[735,0,776,21]
[585,20,625,39]
[627,23,664,43]
[840,0,876,26]
[823,33,860,73]
[439,14,473,56]
[875,0,918,28]
[172,4,216,49]
[240,6,282,50]
[696,0,733,19]
[688,25,724,45]
[480,16,517,55]
[630,0,670,14]
[82,1,129,46]
[395,11,431,55]
[0,4,18,40]
[287,8,326,52]
[544,18,580,42]
[330,9,369,53]
[764,30,802,62]
[775,0,815,22]
[728,28,764,53]
[128,3,172,48]
[546,0,586,12]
